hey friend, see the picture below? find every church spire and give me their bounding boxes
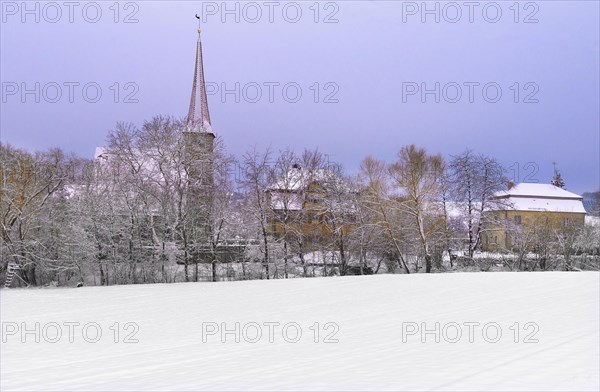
[186,16,212,133]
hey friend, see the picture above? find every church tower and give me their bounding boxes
[184,19,215,247]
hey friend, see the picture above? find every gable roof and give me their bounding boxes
[494,183,583,200]
[492,183,586,214]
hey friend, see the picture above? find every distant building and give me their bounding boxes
[266,165,355,242]
[482,183,586,251]
[183,24,216,244]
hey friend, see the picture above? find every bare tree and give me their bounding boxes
[1,144,75,285]
[269,149,304,277]
[448,150,507,258]
[554,221,581,271]
[319,162,356,275]
[103,116,236,283]
[358,156,410,273]
[388,145,445,273]
[205,136,236,282]
[348,176,389,274]
[240,147,275,278]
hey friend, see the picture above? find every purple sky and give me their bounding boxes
[1,1,599,193]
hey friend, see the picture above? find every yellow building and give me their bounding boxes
[482,183,586,251]
[266,165,355,241]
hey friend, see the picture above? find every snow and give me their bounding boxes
[300,250,340,265]
[497,182,582,199]
[495,183,583,199]
[269,191,303,211]
[506,197,587,213]
[444,201,475,218]
[268,167,349,193]
[93,146,108,160]
[1,272,598,391]
[585,215,600,226]
[267,167,350,211]
[268,167,305,191]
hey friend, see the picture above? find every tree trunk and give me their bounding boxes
[339,236,347,276]
[99,262,106,285]
[397,254,410,274]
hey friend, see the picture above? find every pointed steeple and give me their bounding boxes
[186,18,213,134]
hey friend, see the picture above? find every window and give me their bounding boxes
[514,215,522,225]
[563,217,571,226]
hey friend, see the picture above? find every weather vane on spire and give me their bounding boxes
[187,12,212,133]
[195,13,201,34]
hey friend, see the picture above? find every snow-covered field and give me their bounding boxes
[1,272,598,391]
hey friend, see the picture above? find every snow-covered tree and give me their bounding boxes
[358,156,411,273]
[240,147,277,278]
[448,150,507,258]
[388,145,446,273]
[0,144,77,285]
[551,166,566,189]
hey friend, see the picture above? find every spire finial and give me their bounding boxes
[186,14,212,134]
[195,14,201,36]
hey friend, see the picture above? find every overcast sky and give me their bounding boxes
[1,1,598,193]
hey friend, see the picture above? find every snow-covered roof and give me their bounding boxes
[494,183,583,200]
[267,166,354,211]
[506,198,586,213]
[492,183,586,214]
[268,167,305,191]
[269,192,303,211]
[93,146,186,186]
[94,146,109,160]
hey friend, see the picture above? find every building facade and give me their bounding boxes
[482,183,586,251]
[266,165,355,243]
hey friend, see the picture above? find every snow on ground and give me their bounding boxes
[1,272,598,391]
